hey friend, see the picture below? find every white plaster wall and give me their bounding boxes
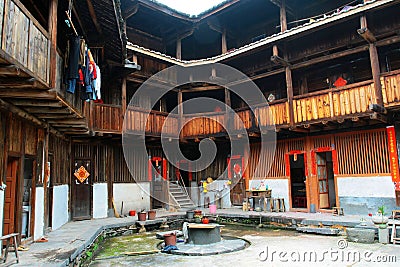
[267,179,290,210]
[34,187,44,240]
[113,183,150,215]
[337,176,395,198]
[93,183,108,218]
[52,185,69,230]
[0,188,4,236]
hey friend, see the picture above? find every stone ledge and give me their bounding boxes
[347,228,375,243]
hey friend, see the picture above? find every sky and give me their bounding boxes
[156,0,227,15]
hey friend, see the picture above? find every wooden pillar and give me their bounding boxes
[222,30,227,54]
[369,43,383,106]
[280,0,287,32]
[121,77,127,116]
[285,66,294,127]
[48,0,58,88]
[178,90,183,139]
[176,39,182,60]
[225,87,231,129]
[43,127,50,230]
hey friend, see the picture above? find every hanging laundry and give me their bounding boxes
[65,35,81,94]
[93,65,102,103]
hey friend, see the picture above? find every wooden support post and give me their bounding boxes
[176,39,182,60]
[369,43,383,106]
[225,87,231,129]
[280,0,287,32]
[273,45,279,57]
[178,90,183,139]
[48,0,58,88]
[121,77,127,116]
[285,66,294,127]
[222,30,227,54]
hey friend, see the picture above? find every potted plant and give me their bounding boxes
[148,210,156,220]
[138,209,147,221]
[371,205,389,224]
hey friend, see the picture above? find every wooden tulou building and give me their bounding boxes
[1,0,400,242]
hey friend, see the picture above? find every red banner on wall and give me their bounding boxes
[386,126,400,190]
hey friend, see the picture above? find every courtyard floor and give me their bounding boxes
[3,208,399,266]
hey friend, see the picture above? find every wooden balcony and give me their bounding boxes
[0,0,49,86]
[89,71,400,137]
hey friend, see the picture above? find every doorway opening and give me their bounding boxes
[289,154,307,209]
[21,158,35,239]
[316,151,336,209]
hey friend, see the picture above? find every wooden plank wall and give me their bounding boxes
[183,113,225,137]
[2,0,49,82]
[247,129,389,179]
[8,114,22,153]
[334,129,390,175]
[24,123,37,156]
[0,0,4,43]
[49,135,70,185]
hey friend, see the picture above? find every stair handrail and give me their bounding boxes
[167,181,180,209]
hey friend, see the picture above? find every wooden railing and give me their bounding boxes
[254,100,289,127]
[88,72,400,136]
[0,0,49,83]
[125,107,178,136]
[382,70,400,107]
[293,80,375,123]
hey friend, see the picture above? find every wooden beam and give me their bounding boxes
[176,39,182,60]
[178,90,183,139]
[23,107,72,114]
[123,4,139,19]
[0,78,39,89]
[222,30,227,54]
[0,89,56,99]
[36,114,77,119]
[0,65,28,77]
[285,66,294,127]
[10,99,63,107]
[280,0,287,32]
[47,119,87,125]
[48,0,58,88]
[271,44,290,66]
[122,77,127,116]
[181,85,223,93]
[126,26,163,41]
[0,99,63,137]
[86,0,103,35]
[357,28,376,43]
[369,43,383,106]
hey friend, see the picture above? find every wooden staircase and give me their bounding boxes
[169,182,196,210]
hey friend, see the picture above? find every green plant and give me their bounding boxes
[377,205,386,216]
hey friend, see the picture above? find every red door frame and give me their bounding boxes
[285,150,307,210]
[148,157,167,181]
[311,147,339,210]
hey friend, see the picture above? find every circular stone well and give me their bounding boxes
[170,236,250,256]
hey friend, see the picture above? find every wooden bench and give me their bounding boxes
[0,233,19,263]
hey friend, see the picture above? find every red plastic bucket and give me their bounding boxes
[129,210,136,216]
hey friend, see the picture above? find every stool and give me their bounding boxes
[0,233,19,263]
[264,197,273,212]
[276,198,285,212]
[333,207,344,216]
[390,221,400,244]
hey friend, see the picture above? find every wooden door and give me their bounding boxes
[228,156,245,205]
[4,159,18,235]
[316,153,329,209]
[72,160,92,220]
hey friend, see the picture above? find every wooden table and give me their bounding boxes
[245,190,271,211]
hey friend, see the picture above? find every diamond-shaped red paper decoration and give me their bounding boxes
[74,166,90,183]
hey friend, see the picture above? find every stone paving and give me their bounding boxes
[3,207,396,266]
